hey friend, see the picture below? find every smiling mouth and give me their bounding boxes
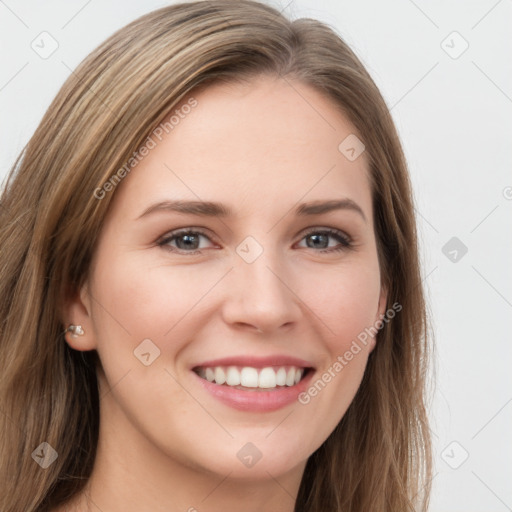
[192,365,313,391]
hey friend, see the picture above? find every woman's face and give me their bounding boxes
[67,74,386,482]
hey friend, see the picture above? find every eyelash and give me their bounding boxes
[157,227,353,255]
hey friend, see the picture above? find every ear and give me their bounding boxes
[62,282,97,352]
[369,284,388,353]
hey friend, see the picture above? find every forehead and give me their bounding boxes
[109,75,372,222]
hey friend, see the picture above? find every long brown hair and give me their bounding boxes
[0,1,432,510]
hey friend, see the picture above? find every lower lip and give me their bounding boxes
[191,369,315,412]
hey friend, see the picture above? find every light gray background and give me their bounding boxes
[1,1,511,510]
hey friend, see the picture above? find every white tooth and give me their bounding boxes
[240,367,259,387]
[276,367,287,386]
[285,367,295,386]
[214,367,226,385]
[205,367,215,382]
[226,366,241,386]
[259,367,277,388]
[294,368,303,384]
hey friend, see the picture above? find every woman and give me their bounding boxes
[0,1,432,510]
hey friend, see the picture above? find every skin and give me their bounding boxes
[61,74,387,512]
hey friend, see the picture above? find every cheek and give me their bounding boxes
[299,258,382,348]
[87,252,217,440]
[88,251,233,401]
[91,251,221,341]
[292,261,380,443]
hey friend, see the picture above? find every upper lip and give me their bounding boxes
[191,355,315,370]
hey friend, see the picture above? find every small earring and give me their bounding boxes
[66,324,85,338]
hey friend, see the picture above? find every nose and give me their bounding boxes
[221,250,302,334]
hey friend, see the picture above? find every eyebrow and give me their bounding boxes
[137,198,367,222]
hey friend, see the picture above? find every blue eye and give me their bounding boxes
[158,229,213,253]
[158,228,352,254]
[297,229,352,253]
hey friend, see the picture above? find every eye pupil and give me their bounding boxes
[176,234,199,250]
[307,233,328,249]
